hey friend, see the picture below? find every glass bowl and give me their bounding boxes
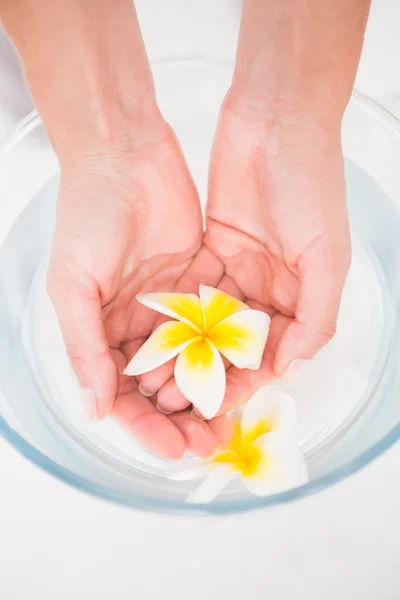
[0,57,399,515]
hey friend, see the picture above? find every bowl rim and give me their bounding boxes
[0,57,399,515]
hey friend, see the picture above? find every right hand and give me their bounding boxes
[47,120,232,460]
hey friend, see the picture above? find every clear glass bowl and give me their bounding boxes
[0,57,399,514]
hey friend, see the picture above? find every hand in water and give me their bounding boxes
[143,95,351,416]
[47,122,232,459]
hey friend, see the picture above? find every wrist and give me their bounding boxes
[40,87,163,164]
[217,87,344,178]
[222,84,342,141]
[23,44,160,161]
[57,109,172,176]
[230,49,351,130]
[231,0,370,132]
[4,0,161,160]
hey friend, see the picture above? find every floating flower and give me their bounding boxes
[166,386,308,503]
[124,285,270,419]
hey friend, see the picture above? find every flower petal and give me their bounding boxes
[199,285,249,331]
[208,310,270,369]
[136,292,204,331]
[212,419,244,460]
[124,321,199,376]
[241,386,297,447]
[165,460,212,481]
[174,339,226,419]
[186,465,237,504]
[242,432,308,496]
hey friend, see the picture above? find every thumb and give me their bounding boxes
[47,273,118,419]
[274,242,351,377]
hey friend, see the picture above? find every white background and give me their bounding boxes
[0,1,399,598]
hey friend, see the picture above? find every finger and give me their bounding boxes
[207,415,233,448]
[169,410,219,458]
[122,338,174,398]
[137,358,176,398]
[137,247,224,395]
[156,352,233,414]
[111,345,141,397]
[246,300,277,317]
[216,274,245,300]
[156,378,191,413]
[176,245,225,291]
[112,388,186,460]
[274,242,351,377]
[47,272,118,420]
[264,255,299,316]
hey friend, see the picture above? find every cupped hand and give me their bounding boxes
[47,121,231,459]
[147,94,351,416]
[205,97,351,412]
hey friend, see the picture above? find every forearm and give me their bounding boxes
[232,0,371,126]
[0,0,159,158]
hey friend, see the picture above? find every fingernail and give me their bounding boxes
[138,383,154,397]
[81,388,98,420]
[156,403,174,415]
[284,359,310,383]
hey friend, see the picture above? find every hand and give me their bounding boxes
[204,96,351,411]
[47,121,231,459]
[146,94,351,416]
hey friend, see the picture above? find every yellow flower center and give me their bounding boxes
[212,418,274,477]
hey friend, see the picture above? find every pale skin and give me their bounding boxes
[1,0,370,459]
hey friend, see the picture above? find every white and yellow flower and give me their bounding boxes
[166,386,308,503]
[124,285,270,419]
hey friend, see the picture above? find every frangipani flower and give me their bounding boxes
[124,285,270,419]
[166,386,308,504]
